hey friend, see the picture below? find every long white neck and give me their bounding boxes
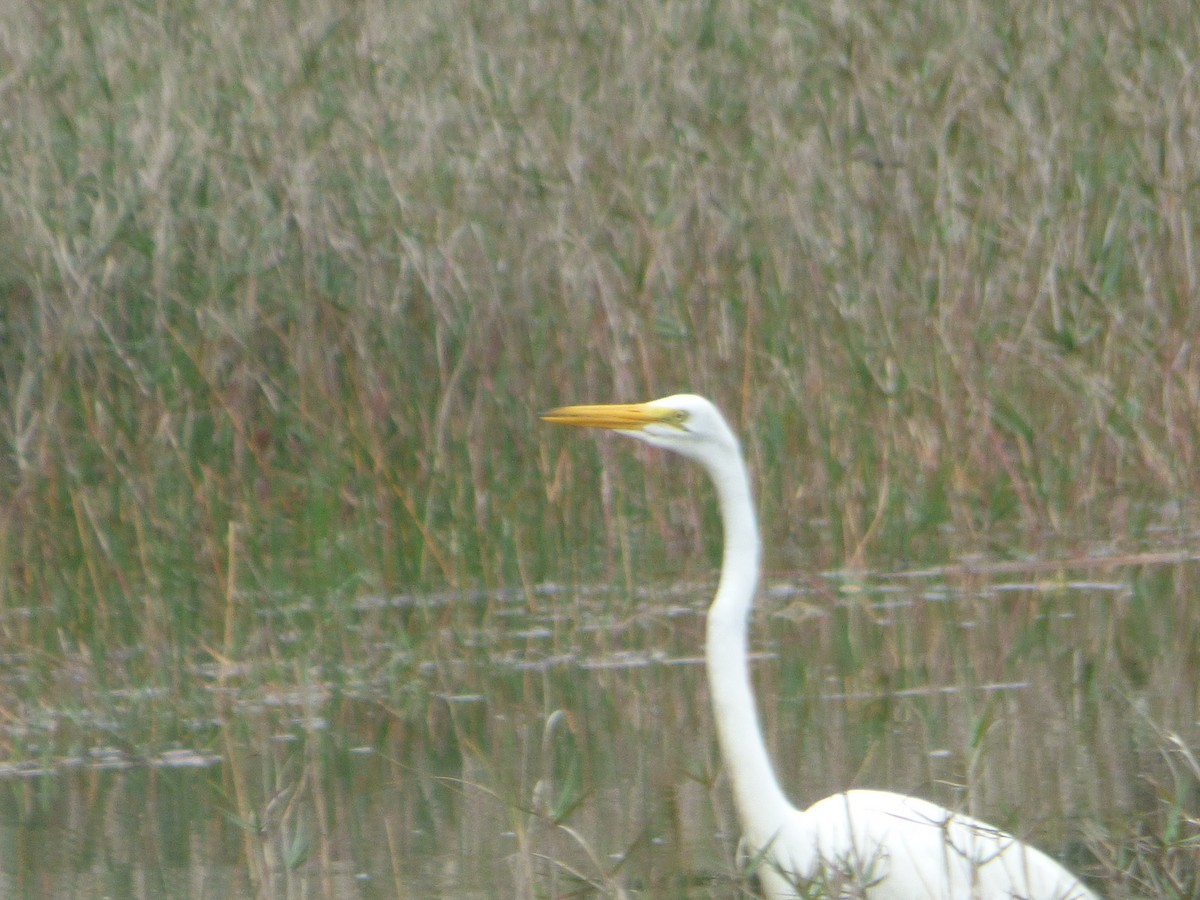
[702,447,796,843]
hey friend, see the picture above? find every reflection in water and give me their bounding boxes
[1,562,1198,897]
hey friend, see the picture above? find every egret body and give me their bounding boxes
[544,394,1096,899]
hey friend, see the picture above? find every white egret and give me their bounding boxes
[543,394,1097,900]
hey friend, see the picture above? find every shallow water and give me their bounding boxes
[2,554,1198,897]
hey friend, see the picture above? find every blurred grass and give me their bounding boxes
[0,0,1198,732]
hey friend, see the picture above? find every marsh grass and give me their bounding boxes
[0,0,1199,894]
[1086,727,1200,898]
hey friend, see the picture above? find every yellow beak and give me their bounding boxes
[541,402,674,431]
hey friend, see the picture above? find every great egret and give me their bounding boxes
[543,394,1097,900]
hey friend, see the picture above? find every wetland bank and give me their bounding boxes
[1,0,1199,896]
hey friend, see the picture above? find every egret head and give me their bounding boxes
[542,393,741,471]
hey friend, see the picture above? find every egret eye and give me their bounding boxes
[665,409,689,429]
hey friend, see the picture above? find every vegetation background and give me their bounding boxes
[0,0,1198,894]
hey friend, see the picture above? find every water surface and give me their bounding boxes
[2,554,1197,897]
